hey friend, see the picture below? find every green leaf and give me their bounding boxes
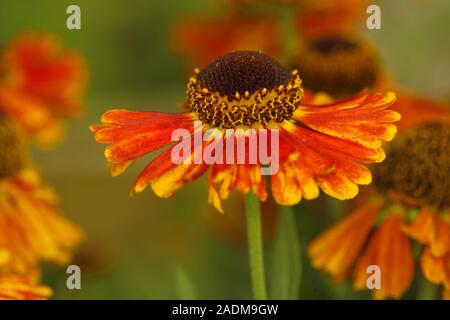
[269,206,301,300]
[175,267,197,300]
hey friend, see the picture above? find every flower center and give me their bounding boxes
[187,51,303,129]
[293,36,379,98]
[0,118,24,179]
[374,122,450,210]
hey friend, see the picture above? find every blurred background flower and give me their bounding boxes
[0,0,448,299]
[0,274,52,300]
[0,33,87,146]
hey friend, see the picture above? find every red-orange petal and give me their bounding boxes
[280,122,376,200]
[429,217,450,257]
[308,200,382,280]
[131,140,209,196]
[294,92,399,149]
[91,110,196,168]
[402,207,436,244]
[353,211,414,299]
[208,164,267,213]
[420,247,450,287]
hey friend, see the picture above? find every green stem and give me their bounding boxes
[245,193,267,300]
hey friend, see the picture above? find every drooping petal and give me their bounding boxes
[353,211,414,300]
[420,247,450,288]
[429,217,450,257]
[280,122,378,200]
[294,92,399,149]
[308,200,382,280]
[208,164,267,213]
[271,134,320,205]
[402,207,436,244]
[132,139,209,197]
[403,208,450,257]
[91,110,196,172]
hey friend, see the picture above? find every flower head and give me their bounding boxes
[0,33,87,145]
[309,121,450,299]
[91,51,398,212]
[0,274,51,300]
[374,122,450,210]
[293,35,380,98]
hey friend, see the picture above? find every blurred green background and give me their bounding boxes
[0,0,449,299]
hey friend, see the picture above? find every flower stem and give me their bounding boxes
[245,193,267,300]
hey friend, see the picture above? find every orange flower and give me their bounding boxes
[0,168,84,276]
[309,121,450,299]
[171,16,280,70]
[91,51,398,212]
[0,274,51,300]
[0,33,87,145]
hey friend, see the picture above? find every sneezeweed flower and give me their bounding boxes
[91,50,399,213]
[292,35,380,98]
[309,121,450,299]
[0,33,87,146]
[0,118,83,276]
[0,274,51,300]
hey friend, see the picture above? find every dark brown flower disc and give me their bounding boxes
[197,51,291,98]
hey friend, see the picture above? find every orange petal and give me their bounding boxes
[353,212,414,299]
[91,110,195,167]
[429,217,450,257]
[420,247,450,287]
[280,122,376,200]
[402,207,436,244]
[208,164,267,213]
[294,92,399,149]
[151,162,208,199]
[308,200,382,280]
[132,140,209,196]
